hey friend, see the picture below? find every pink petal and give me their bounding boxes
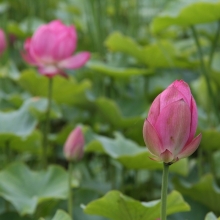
[160,87,187,111]
[49,21,77,60]
[64,126,84,161]
[22,51,38,66]
[177,133,202,159]
[22,38,38,65]
[38,65,60,77]
[149,156,162,162]
[160,149,174,163]
[31,21,77,61]
[188,97,198,143]
[52,30,77,60]
[155,100,191,156]
[143,119,162,157]
[58,52,90,69]
[169,80,191,106]
[147,94,161,125]
[48,20,72,34]
[0,29,6,54]
[48,20,65,30]
[31,26,58,60]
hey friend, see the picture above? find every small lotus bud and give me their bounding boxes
[63,126,84,161]
[0,29,6,55]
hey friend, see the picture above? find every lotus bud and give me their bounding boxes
[64,126,84,161]
[143,80,202,164]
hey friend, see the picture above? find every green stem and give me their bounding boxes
[42,77,53,168]
[190,25,220,122]
[114,0,120,30]
[68,162,74,219]
[198,148,203,178]
[160,163,170,220]
[208,20,220,68]
[208,150,217,180]
[5,140,11,165]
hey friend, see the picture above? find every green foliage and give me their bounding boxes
[151,0,220,33]
[39,210,71,220]
[94,97,143,129]
[85,130,188,176]
[200,129,220,151]
[1,0,220,219]
[87,61,153,78]
[0,212,31,220]
[105,32,191,68]
[18,69,91,106]
[83,190,190,220]
[205,212,220,220]
[174,174,220,213]
[0,163,68,215]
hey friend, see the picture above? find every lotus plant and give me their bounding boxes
[143,80,202,220]
[22,20,90,168]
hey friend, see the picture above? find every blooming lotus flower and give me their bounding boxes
[0,29,6,55]
[22,20,90,78]
[64,126,84,161]
[143,80,202,163]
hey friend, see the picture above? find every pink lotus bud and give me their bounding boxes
[22,20,90,78]
[64,126,84,161]
[0,29,6,55]
[143,80,202,163]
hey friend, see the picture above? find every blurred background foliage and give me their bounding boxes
[0,0,220,219]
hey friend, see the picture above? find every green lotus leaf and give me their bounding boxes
[83,190,190,220]
[0,163,68,216]
[87,61,153,78]
[174,174,220,213]
[0,212,31,220]
[151,0,220,33]
[204,212,220,220]
[0,98,47,139]
[18,69,91,106]
[105,32,192,68]
[85,129,188,176]
[199,128,220,151]
[39,210,71,220]
[95,97,143,129]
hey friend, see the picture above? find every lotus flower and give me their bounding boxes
[64,126,84,161]
[143,80,202,163]
[22,20,90,77]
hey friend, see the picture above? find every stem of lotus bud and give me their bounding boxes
[68,161,74,219]
[160,162,170,220]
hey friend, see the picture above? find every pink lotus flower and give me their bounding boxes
[143,80,202,163]
[22,20,90,78]
[64,126,84,161]
[0,29,6,55]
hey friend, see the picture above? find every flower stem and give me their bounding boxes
[191,25,220,122]
[68,161,74,219]
[161,163,170,220]
[208,19,220,68]
[42,77,53,168]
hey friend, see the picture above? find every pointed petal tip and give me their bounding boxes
[160,149,174,163]
[58,51,91,69]
[177,133,202,159]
